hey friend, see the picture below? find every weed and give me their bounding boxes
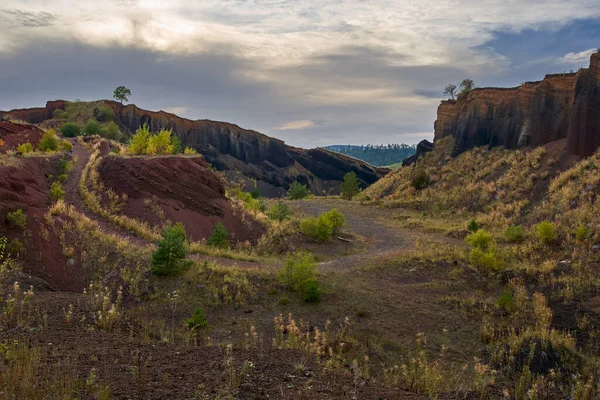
[6,208,27,229]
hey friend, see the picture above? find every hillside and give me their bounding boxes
[323,144,416,166]
[434,50,600,157]
[1,101,388,197]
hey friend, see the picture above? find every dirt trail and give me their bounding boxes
[290,199,415,271]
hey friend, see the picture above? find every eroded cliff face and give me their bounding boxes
[1,101,388,195]
[434,51,600,157]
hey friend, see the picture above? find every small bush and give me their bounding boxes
[16,142,34,155]
[467,219,479,232]
[278,297,289,305]
[465,229,492,251]
[38,130,59,152]
[152,223,190,276]
[6,209,27,229]
[60,122,81,137]
[469,247,503,272]
[300,215,333,242]
[128,125,150,155]
[575,224,589,241]
[411,168,430,190]
[103,121,120,140]
[50,182,65,201]
[207,222,230,249]
[267,202,292,222]
[84,119,102,136]
[7,239,25,258]
[95,106,113,122]
[301,279,321,303]
[250,187,261,199]
[59,140,72,152]
[184,147,198,154]
[497,289,514,311]
[504,225,525,243]
[288,181,309,200]
[53,109,68,119]
[535,221,556,245]
[322,208,346,235]
[186,308,208,329]
[339,171,360,200]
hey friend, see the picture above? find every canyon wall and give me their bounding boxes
[434,50,600,157]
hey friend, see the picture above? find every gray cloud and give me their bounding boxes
[2,10,56,27]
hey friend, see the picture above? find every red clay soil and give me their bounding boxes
[99,156,263,243]
[0,156,80,291]
[0,121,44,153]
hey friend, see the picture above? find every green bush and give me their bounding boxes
[234,190,264,213]
[339,171,360,200]
[207,222,230,249]
[84,119,102,136]
[278,297,289,305]
[467,219,479,232]
[102,121,120,140]
[6,209,27,229]
[50,182,65,201]
[184,147,197,155]
[60,122,81,137]
[151,223,190,276]
[535,221,556,245]
[250,187,261,199]
[16,142,34,155]
[38,130,59,152]
[300,215,333,242]
[59,140,72,153]
[52,109,68,119]
[7,239,25,258]
[267,202,292,222]
[186,308,208,329]
[95,106,113,122]
[465,229,492,251]
[469,247,503,272]
[411,168,430,190]
[575,224,589,241]
[504,225,525,243]
[288,181,309,200]
[279,251,320,302]
[322,208,346,235]
[497,289,514,311]
[128,125,151,154]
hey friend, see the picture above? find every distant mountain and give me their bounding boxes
[323,144,417,167]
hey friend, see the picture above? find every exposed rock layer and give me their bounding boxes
[402,139,434,166]
[434,51,600,157]
[1,102,388,195]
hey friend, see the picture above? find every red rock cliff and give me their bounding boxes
[434,51,600,157]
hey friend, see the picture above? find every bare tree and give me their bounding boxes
[444,84,457,100]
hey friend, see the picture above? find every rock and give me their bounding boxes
[402,139,434,166]
[593,245,600,252]
[434,50,600,158]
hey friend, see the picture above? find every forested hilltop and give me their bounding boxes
[323,143,416,166]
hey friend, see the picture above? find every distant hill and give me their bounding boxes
[323,144,416,167]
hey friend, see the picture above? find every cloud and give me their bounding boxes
[1,10,56,27]
[274,120,315,130]
[558,48,597,66]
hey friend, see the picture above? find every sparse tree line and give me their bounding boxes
[324,144,417,167]
[444,78,475,100]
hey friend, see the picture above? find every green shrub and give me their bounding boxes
[288,181,309,200]
[151,223,190,276]
[6,209,27,229]
[504,225,525,243]
[50,182,65,201]
[56,173,69,183]
[301,279,321,303]
[7,239,25,258]
[102,121,120,140]
[250,187,261,199]
[60,122,81,137]
[467,219,479,232]
[575,224,589,241]
[186,308,208,329]
[465,229,492,251]
[234,190,264,213]
[339,171,360,200]
[38,130,59,152]
[300,215,333,242]
[84,119,102,136]
[207,222,230,249]
[184,147,198,155]
[16,142,34,155]
[469,247,503,272]
[278,297,289,305]
[322,208,346,234]
[267,202,292,222]
[497,289,514,311]
[170,134,182,154]
[128,125,151,154]
[279,251,320,302]
[411,168,430,190]
[59,140,72,152]
[535,221,556,245]
[95,106,113,122]
[52,109,68,119]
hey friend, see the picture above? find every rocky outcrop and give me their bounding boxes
[402,139,434,166]
[1,101,388,196]
[434,51,600,157]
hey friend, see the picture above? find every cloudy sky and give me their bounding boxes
[0,1,598,148]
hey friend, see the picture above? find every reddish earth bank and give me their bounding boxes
[434,50,600,157]
[0,156,76,290]
[99,155,262,243]
[1,101,388,196]
[0,121,45,153]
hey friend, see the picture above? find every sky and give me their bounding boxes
[0,1,598,148]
